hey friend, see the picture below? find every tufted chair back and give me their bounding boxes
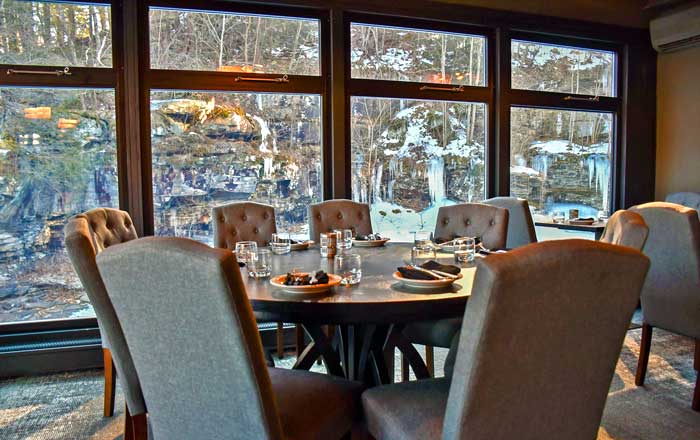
[434,203,509,250]
[600,209,649,251]
[64,208,145,415]
[630,202,700,339]
[212,202,277,249]
[483,197,537,249]
[665,192,700,213]
[308,200,372,242]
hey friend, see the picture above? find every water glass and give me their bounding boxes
[334,229,353,250]
[454,237,476,263]
[246,249,272,279]
[334,253,362,285]
[411,246,437,266]
[270,232,291,255]
[234,241,258,264]
[414,230,433,249]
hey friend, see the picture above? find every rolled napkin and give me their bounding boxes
[397,260,461,280]
[420,260,461,275]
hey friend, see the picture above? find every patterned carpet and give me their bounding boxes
[1,327,699,439]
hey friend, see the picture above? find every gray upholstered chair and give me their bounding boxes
[364,239,649,440]
[434,203,509,250]
[212,201,297,360]
[212,201,277,248]
[64,208,147,439]
[630,202,700,411]
[599,209,649,251]
[483,196,537,248]
[666,192,700,212]
[96,236,363,440]
[308,199,372,242]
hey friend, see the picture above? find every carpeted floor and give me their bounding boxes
[1,327,699,439]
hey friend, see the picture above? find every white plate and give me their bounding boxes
[270,273,341,294]
[290,240,314,251]
[392,271,462,290]
[352,238,390,247]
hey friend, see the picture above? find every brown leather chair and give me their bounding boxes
[64,208,147,439]
[308,199,372,242]
[212,201,277,248]
[630,202,700,410]
[599,209,649,251]
[434,203,509,250]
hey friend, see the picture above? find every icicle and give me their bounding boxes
[427,156,445,204]
[374,163,383,203]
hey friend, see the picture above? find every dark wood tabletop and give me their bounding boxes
[245,242,474,325]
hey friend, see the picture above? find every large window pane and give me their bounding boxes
[150,9,320,75]
[351,97,486,241]
[511,40,615,97]
[351,23,486,86]
[510,107,612,220]
[151,91,322,242]
[0,88,117,323]
[0,1,112,68]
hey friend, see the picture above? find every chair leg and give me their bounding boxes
[694,340,699,371]
[295,324,305,357]
[103,348,116,417]
[635,324,653,386]
[277,322,285,359]
[401,353,409,382]
[425,345,435,378]
[132,413,148,440]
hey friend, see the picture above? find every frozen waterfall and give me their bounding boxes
[427,156,445,204]
[587,154,610,211]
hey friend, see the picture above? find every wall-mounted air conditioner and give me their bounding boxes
[650,2,700,53]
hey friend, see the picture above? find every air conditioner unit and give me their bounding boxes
[650,2,700,53]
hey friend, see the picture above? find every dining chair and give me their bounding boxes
[308,199,372,242]
[96,236,364,440]
[665,191,700,212]
[433,203,509,250]
[630,201,700,411]
[599,209,649,251]
[212,201,297,360]
[483,196,537,248]
[364,239,650,440]
[64,208,147,439]
[402,202,509,377]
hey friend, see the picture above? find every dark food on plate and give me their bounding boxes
[435,236,482,245]
[421,260,461,275]
[283,270,330,286]
[355,233,385,241]
[397,260,461,280]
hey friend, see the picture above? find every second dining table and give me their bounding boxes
[244,242,475,386]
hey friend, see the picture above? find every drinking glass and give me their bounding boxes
[334,253,362,285]
[414,230,433,249]
[234,241,258,264]
[333,229,353,250]
[454,237,476,263]
[597,210,609,222]
[320,232,337,258]
[411,246,437,266]
[246,249,272,278]
[270,232,291,255]
[553,211,566,224]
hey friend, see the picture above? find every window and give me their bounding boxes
[349,21,490,241]
[510,108,612,219]
[151,91,322,242]
[0,1,117,325]
[148,8,324,243]
[150,9,320,75]
[351,97,486,240]
[511,40,615,97]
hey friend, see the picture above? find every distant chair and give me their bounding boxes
[483,197,537,248]
[665,192,700,213]
[363,240,649,440]
[630,201,700,411]
[434,203,509,250]
[599,209,649,251]
[308,199,372,242]
[64,208,147,439]
[97,236,363,440]
[212,201,297,360]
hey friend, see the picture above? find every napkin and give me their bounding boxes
[420,260,461,275]
[397,260,461,280]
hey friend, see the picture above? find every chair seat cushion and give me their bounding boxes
[269,367,364,440]
[403,318,462,347]
[362,378,450,440]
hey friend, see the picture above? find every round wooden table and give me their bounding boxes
[245,243,475,385]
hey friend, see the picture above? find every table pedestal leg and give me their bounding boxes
[293,324,344,377]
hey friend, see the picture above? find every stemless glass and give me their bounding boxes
[414,230,433,249]
[411,246,437,266]
[334,253,362,285]
[454,237,476,263]
[333,229,353,250]
[234,241,258,264]
[270,232,291,255]
[247,249,272,278]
